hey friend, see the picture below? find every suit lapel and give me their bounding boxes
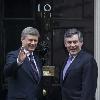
[25,55,41,82]
[60,58,68,82]
[21,57,35,80]
[63,51,82,81]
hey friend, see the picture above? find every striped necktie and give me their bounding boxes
[29,54,39,81]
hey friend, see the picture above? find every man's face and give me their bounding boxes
[21,35,39,52]
[64,34,83,56]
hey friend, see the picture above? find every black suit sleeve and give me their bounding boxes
[4,51,21,78]
[81,57,98,100]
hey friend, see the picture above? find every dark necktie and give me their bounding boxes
[29,54,39,81]
[63,56,73,80]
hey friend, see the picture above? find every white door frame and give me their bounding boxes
[94,0,100,100]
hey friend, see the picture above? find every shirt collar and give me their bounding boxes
[69,54,76,59]
[23,49,33,57]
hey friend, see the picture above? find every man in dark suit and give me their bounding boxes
[60,28,98,100]
[4,27,43,100]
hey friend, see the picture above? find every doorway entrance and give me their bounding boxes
[0,0,94,100]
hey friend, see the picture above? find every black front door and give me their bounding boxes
[0,0,94,100]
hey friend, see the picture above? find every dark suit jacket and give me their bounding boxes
[4,49,43,100]
[60,50,98,100]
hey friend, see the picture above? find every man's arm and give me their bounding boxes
[4,51,20,77]
[81,57,98,100]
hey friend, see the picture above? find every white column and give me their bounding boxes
[94,0,100,100]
